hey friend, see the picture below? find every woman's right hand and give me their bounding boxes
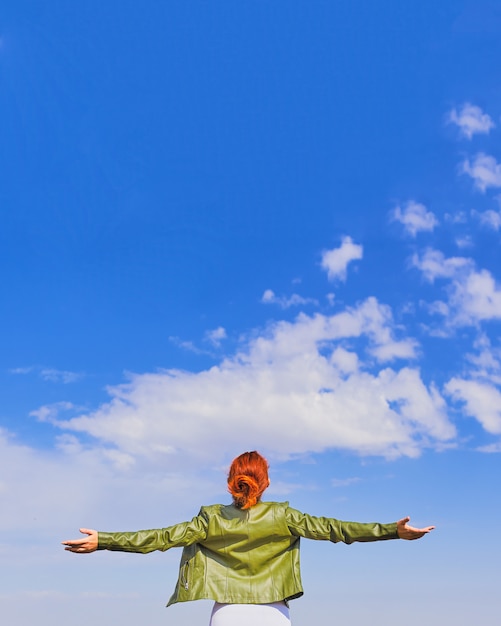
[62,528,98,553]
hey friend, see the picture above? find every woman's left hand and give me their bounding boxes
[397,516,435,540]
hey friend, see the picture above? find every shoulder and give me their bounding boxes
[199,504,223,513]
[260,501,289,511]
[253,501,291,521]
[199,501,290,517]
[197,503,235,518]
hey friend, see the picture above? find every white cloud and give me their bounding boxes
[0,426,223,542]
[455,236,474,249]
[413,249,501,326]
[8,366,82,383]
[204,327,227,346]
[453,269,501,322]
[0,428,97,532]
[462,153,501,192]
[477,441,501,453]
[320,236,363,281]
[261,289,275,303]
[370,338,419,362]
[331,477,361,488]
[472,208,501,230]
[465,334,501,382]
[40,298,452,464]
[329,347,358,374]
[9,366,34,375]
[448,103,495,139]
[445,211,468,224]
[411,248,472,283]
[261,289,318,308]
[445,378,501,434]
[168,336,205,354]
[39,369,83,384]
[443,338,501,434]
[425,300,450,317]
[392,201,439,237]
[30,402,76,424]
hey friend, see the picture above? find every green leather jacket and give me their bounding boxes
[97,501,398,606]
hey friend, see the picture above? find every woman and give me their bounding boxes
[63,451,434,626]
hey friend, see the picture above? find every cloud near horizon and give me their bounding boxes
[3,226,501,537]
[10,227,501,492]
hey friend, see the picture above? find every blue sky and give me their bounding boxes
[1,1,501,624]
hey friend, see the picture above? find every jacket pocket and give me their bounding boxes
[180,560,190,590]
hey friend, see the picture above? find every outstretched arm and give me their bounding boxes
[397,516,435,540]
[62,528,98,553]
[62,513,208,554]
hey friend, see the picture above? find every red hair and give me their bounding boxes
[227,451,270,509]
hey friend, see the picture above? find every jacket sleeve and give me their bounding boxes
[286,507,399,544]
[97,511,209,554]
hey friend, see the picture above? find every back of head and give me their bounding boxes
[227,451,270,510]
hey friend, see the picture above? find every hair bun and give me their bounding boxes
[227,452,269,509]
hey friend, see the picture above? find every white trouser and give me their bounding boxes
[209,601,291,626]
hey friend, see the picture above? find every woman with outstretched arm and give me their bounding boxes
[63,451,434,626]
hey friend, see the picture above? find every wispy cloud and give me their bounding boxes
[0,425,219,536]
[30,402,76,424]
[261,289,318,309]
[442,331,501,445]
[445,211,468,224]
[331,477,361,488]
[464,335,501,386]
[39,369,83,384]
[472,208,501,230]
[448,103,495,139]
[411,248,472,282]
[455,236,474,249]
[168,336,206,354]
[413,248,501,326]
[320,236,363,282]
[462,153,501,192]
[477,441,501,453]
[204,327,227,347]
[392,201,439,236]
[8,366,82,383]
[9,366,35,375]
[445,378,501,435]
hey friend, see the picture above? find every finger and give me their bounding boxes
[65,544,91,552]
[62,528,94,545]
[61,538,87,546]
[397,516,410,525]
[410,525,435,533]
[417,526,434,533]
